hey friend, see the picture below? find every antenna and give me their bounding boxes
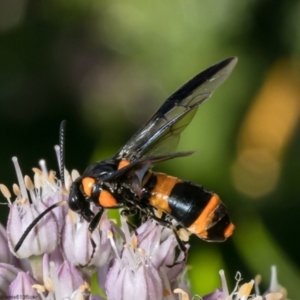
[59,120,66,188]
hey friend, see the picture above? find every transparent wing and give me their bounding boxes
[116,57,237,161]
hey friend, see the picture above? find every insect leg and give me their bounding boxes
[171,227,188,265]
[82,207,105,267]
[145,211,188,265]
[120,206,139,232]
[144,209,173,227]
[120,206,138,218]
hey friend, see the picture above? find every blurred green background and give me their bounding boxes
[0,0,299,298]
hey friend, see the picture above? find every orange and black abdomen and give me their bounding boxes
[144,172,234,241]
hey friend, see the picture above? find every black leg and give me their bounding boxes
[120,207,138,218]
[80,208,104,267]
[145,209,173,227]
[144,210,188,266]
[88,208,104,233]
[120,207,139,232]
[172,227,188,264]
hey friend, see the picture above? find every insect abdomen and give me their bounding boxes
[145,172,234,241]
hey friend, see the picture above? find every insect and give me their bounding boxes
[14,57,237,256]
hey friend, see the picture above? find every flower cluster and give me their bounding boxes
[200,267,288,300]
[0,153,288,299]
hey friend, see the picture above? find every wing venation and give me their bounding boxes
[117,57,237,161]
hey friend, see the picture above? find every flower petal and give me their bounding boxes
[8,271,39,297]
[0,263,23,295]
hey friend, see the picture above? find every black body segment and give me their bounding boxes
[143,172,234,241]
[167,181,213,227]
[206,214,232,241]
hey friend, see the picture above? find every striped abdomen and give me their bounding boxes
[143,172,234,241]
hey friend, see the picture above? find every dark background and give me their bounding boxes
[0,0,299,298]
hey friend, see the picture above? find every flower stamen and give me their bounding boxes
[32,168,44,190]
[12,157,28,200]
[32,284,46,293]
[236,280,254,299]
[0,184,12,205]
[174,288,190,300]
[108,230,121,261]
[160,266,175,300]
[39,159,48,178]
[219,269,229,297]
[269,265,278,292]
[43,276,54,292]
[12,183,21,197]
[25,175,37,204]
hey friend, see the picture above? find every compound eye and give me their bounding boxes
[82,177,96,197]
[69,177,88,213]
[69,183,82,212]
